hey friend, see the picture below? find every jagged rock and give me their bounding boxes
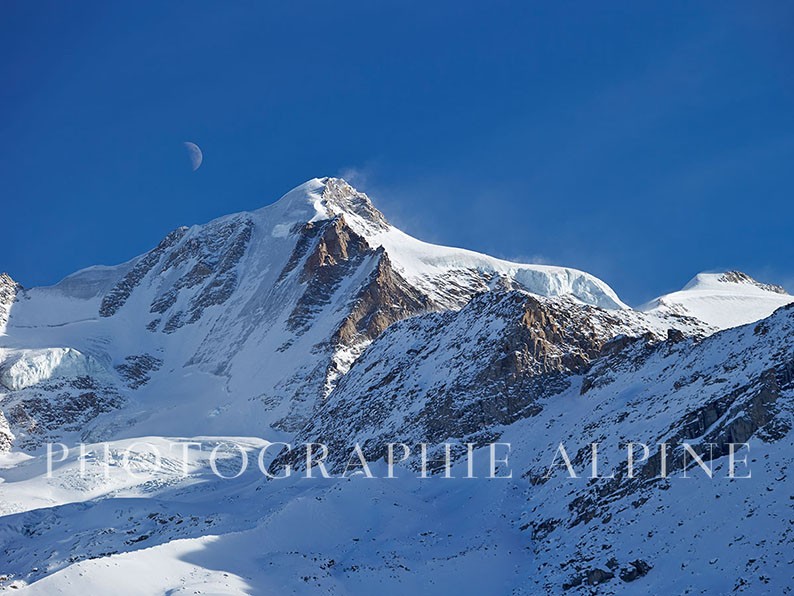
[319,177,390,235]
[276,291,673,473]
[619,559,652,582]
[0,273,21,331]
[332,249,432,348]
[0,411,14,451]
[115,354,163,389]
[3,376,124,449]
[156,218,254,333]
[286,216,373,334]
[719,271,787,294]
[667,327,686,343]
[100,227,188,317]
[585,568,614,585]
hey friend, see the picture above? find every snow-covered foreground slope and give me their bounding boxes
[1,303,792,594]
[1,177,792,594]
[642,271,793,330]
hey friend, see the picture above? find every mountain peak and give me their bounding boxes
[682,270,789,295]
[260,178,628,311]
[642,270,793,330]
[318,177,390,235]
[262,177,389,237]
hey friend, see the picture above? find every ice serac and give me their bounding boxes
[0,348,106,392]
[641,270,794,330]
[0,347,122,449]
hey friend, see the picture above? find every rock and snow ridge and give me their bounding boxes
[0,177,792,594]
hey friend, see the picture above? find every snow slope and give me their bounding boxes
[1,303,791,594]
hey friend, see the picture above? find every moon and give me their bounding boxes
[183,141,203,171]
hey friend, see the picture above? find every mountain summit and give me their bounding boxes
[642,270,792,329]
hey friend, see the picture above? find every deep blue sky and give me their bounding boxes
[2,2,792,305]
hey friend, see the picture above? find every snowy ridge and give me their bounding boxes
[316,178,627,310]
[0,177,634,443]
[642,270,793,330]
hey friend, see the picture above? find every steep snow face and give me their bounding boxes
[0,348,106,391]
[641,271,793,330]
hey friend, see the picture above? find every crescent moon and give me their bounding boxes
[183,141,203,171]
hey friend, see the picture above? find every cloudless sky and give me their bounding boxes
[2,1,792,305]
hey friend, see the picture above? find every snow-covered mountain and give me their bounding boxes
[0,178,791,594]
[0,178,643,446]
[641,270,793,330]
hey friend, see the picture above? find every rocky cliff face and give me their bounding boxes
[270,297,794,593]
[0,273,20,332]
[277,290,710,473]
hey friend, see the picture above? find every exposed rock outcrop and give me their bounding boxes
[332,249,433,348]
[719,270,787,294]
[2,376,123,449]
[0,411,13,451]
[286,216,373,334]
[0,273,21,331]
[100,227,188,317]
[115,354,163,389]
